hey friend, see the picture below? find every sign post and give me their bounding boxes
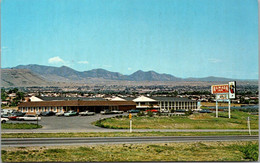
[129,113,132,133]
[247,117,251,136]
[216,100,218,118]
[228,100,231,119]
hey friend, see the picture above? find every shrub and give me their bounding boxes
[147,111,153,117]
[238,143,259,161]
[137,111,145,117]
[156,112,162,116]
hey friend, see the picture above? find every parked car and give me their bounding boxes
[64,111,78,116]
[17,115,41,121]
[8,112,26,120]
[145,109,159,113]
[161,109,170,113]
[1,117,9,123]
[111,110,124,114]
[199,109,212,113]
[1,114,10,118]
[100,110,112,115]
[127,109,140,113]
[56,112,65,116]
[79,111,95,116]
[41,111,56,116]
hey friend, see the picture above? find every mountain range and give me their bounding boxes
[2,64,237,87]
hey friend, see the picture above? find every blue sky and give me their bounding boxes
[1,0,258,79]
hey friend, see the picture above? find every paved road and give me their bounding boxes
[2,136,258,147]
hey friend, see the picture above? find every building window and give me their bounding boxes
[48,107,50,111]
[54,107,57,112]
[30,107,33,112]
[21,108,23,112]
[36,107,39,112]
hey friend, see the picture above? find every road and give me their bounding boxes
[2,135,258,147]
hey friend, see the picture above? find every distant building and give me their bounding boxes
[18,100,136,113]
[132,95,198,111]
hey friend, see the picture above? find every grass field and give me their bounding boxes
[94,111,258,129]
[1,141,258,162]
[1,131,258,138]
[1,123,42,129]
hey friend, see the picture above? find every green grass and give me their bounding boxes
[1,123,42,129]
[94,111,259,129]
[1,141,258,162]
[1,131,258,138]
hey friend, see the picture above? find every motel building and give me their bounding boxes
[18,95,197,114]
[111,95,198,112]
[18,100,136,114]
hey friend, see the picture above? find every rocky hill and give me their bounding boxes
[1,69,51,87]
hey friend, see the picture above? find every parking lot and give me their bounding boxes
[4,113,130,132]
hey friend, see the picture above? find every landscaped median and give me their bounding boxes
[1,123,42,129]
[1,141,258,162]
[93,111,258,129]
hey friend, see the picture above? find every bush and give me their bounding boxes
[185,110,193,116]
[238,143,259,161]
[147,111,153,117]
[137,111,145,117]
[156,112,162,116]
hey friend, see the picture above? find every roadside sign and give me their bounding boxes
[211,84,229,94]
[129,113,132,120]
[228,81,236,99]
[216,94,229,100]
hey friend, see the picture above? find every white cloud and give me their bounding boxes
[78,61,89,64]
[128,67,132,70]
[208,58,222,63]
[48,56,65,64]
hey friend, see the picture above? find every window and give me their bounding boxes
[26,107,28,112]
[54,107,57,112]
[21,108,23,112]
[31,107,34,112]
[48,107,50,111]
[36,107,39,112]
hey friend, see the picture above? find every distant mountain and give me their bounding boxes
[185,76,232,82]
[14,64,84,81]
[83,68,126,80]
[1,69,51,87]
[11,64,235,82]
[127,70,182,81]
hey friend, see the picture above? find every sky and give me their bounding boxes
[1,0,258,79]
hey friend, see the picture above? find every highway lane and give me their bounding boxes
[2,136,258,147]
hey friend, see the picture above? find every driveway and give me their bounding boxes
[2,113,131,133]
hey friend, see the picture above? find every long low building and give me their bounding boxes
[18,100,136,113]
[112,95,198,112]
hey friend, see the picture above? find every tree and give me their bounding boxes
[1,89,7,101]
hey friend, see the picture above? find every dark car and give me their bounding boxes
[127,109,140,113]
[199,109,212,113]
[41,111,56,116]
[8,112,26,120]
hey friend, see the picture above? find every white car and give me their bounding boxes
[17,115,41,121]
[79,111,95,116]
[111,110,124,114]
[56,112,64,116]
[1,117,9,123]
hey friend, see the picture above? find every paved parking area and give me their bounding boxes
[4,113,131,132]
